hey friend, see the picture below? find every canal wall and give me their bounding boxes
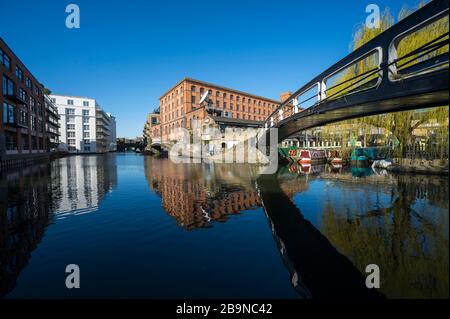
[388,158,449,175]
[0,153,51,172]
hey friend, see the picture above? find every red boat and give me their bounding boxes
[297,149,327,165]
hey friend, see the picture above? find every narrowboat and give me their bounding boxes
[297,149,327,165]
[326,149,345,164]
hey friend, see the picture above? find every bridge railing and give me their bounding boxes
[264,0,449,131]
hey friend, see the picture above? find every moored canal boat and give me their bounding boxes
[297,149,327,165]
[326,149,345,164]
[350,148,369,167]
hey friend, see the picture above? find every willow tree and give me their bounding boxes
[324,2,449,158]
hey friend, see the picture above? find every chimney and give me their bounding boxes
[280,92,292,103]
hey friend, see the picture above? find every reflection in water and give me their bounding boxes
[50,155,118,218]
[0,164,52,297]
[144,157,265,230]
[143,159,448,298]
[0,154,448,298]
[318,174,449,298]
[0,155,118,297]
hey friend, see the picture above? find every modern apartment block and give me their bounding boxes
[156,78,281,142]
[1,37,47,166]
[44,95,60,150]
[49,94,116,153]
[96,108,117,153]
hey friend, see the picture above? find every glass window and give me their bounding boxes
[66,116,75,123]
[15,66,23,80]
[0,49,11,69]
[83,117,89,124]
[66,108,75,115]
[67,99,74,105]
[25,77,32,89]
[83,101,89,107]
[83,125,90,131]
[3,102,15,124]
[67,124,76,130]
[18,88,26,101]
[82,109,89,116]
[2,75,14,96]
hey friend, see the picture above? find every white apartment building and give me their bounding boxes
[49,94,116,153]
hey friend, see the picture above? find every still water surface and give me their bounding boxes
[0,153,448,298]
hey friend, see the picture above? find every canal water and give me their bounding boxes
[0,153,448,299]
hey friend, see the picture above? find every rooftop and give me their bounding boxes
[160,77,281,104]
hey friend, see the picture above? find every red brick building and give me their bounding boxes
[1,37,47,166]
[158,78,281,141]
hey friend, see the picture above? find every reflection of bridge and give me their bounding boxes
[262,0,449,142]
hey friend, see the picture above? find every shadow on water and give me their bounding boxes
[257,169,385,299]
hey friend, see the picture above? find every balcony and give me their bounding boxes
[3,93,26,105]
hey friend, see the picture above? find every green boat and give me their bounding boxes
[350,148,369,167]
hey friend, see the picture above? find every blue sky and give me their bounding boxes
[1,0,421,137]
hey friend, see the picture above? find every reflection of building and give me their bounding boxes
[49,94,116,153]
[145,158,262,230]
[49,155,118,217]
[1,37,48,164]
[0,163,51,297]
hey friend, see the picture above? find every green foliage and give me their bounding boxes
[324,2,449,159]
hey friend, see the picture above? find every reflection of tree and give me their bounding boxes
[320,175,449,298]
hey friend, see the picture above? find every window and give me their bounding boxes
[83,117,89,124]
[83,125,90,131]
[191,85,196,92]
[25,77,32,89]
[30,115,36,131]
[68,139,76,145]
[0,49,10,69]
[30,96,36,112]
[66,108,75,115]
[82,109,89,116]
[67,99,74,105]
[3,102,15,124]
[84,146,91,151]
[83,132,90,138]
[83,101,89,107]
[67,131,76,138]
[51,98,56,103]
[67,124,76,130]
[15,66,23,80]
[19,108,28,126]
[200,88,204,95]
[2,75,14,96]
[191,95,196,103]
[66,116,75,123]
[84,139,90,144]
[18,88,26,102]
